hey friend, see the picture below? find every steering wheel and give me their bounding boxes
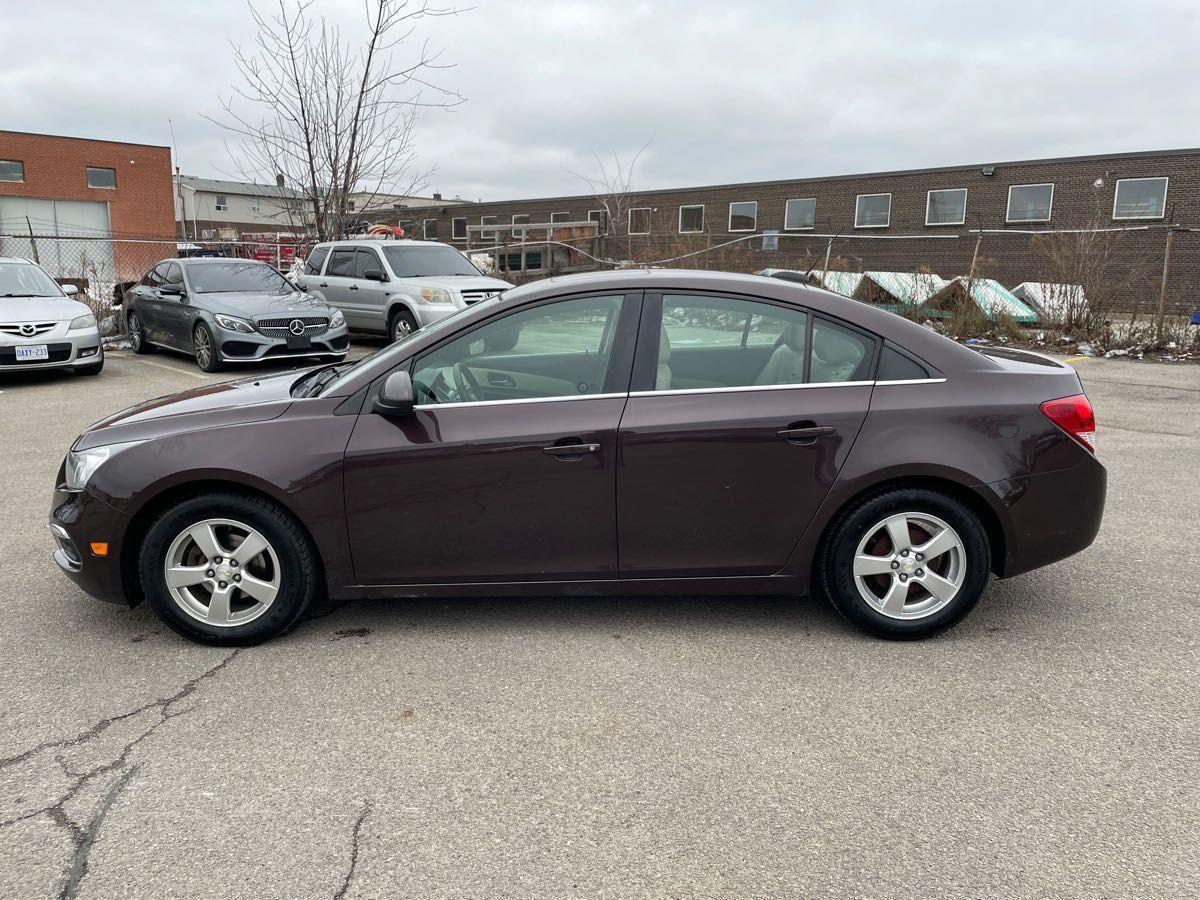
[451,362,484,402]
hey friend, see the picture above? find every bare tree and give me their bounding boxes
[566,143,650,262]
[209,0,462,241]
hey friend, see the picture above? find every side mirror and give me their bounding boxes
[160,282,185,296]
[363,268,386,282]
[297,281,308,292]
[373,370,414,416]
[61,284,79,296]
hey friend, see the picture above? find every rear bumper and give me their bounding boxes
[49,485,133,605]
[984,453,1107,578]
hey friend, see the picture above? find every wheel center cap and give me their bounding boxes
[216,564,233,581]
[899,557,917,572]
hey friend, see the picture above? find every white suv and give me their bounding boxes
[297,240,512,342]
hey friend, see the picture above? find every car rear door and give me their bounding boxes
[616,291,875,578]
[155,263,191,349]
[342,291,640,585]
[131,263,167,341]
[318,247,364,327]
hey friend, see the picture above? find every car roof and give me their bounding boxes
[316,239,449,249]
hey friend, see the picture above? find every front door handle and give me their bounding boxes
[777,425,836,445]
[543,442,600,458]
[319,282,328,288]
[349,284,359,291]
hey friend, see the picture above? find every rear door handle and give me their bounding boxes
[777,425,836,444]
[543,442,600,458]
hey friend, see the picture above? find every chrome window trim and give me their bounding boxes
[415,391,627,411]
[873,377,947,386]
[630,380,874,398]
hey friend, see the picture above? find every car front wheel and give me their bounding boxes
[193,322,221,372]
[389,308,417,343]
[139,493,319,645]
[818,488,990,639]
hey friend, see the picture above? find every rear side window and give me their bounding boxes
[326,249,356,277]
[877,345,930,381]
[809,318,873,383]
[305,246,329,276]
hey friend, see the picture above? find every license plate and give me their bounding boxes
[15,345,49,362]
[286,334,311,351]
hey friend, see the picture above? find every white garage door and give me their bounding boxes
[0,198,115,289]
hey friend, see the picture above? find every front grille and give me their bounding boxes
[0,342,73,364]
[461,290,500,305]
[0,322,57,337]
[255,316,330,338]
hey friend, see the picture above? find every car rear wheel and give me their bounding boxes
[388,308,417,343]
[139,493,318,645]
[127,312,152,354]
[193,322,221,372]
[818,487,990,639]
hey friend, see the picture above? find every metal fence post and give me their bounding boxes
[1156,227,1175,342]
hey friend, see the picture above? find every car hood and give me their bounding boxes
[74,369,305,450]
[194,291,332,318]
[409,276,512,293]
[0,296,91,322]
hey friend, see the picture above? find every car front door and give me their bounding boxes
[343,291,639,585]
[616,292,876,578]
[353,248,390,327]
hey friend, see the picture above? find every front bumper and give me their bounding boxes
[413,303,461,328]
[0,326,103,371]
[215,322,350,363]
[49,483,134,605]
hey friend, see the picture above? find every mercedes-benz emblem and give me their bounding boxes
[288,319,306,336]
[19,324,36,337]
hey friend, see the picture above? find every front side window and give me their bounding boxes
[628,208,651,235]
[728,201,757,232]
[354,249,384,278]
[86,166,116,189]
[784,198,816,230]
[382,244,481,277]
[413,294,627,405]
[305,246,330,275]
[162,263,184,286]
[926,188,967,226]
[141,263,166,288]
[185,261,292,294]
[215,194,229,212]
[855,193,891,228]
[1113,177,1167,220]
[679,205,704,233]
[1006,183,1053,222]
[0,160,25,183]
[652,294,873,391]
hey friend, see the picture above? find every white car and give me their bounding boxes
[297,240,513,342]
[0,257,103,375]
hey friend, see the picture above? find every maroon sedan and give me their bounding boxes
[50,270,1104,645]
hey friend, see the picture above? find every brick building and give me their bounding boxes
[0,130,175,290]
[383,148,1199,315]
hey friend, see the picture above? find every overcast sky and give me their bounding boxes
[3,0,1198,201]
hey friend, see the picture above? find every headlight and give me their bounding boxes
[419,287,453,305]
[68,313,96,331]
[64,441,145,491]
[330,309,345,328]
[214,314,255,333]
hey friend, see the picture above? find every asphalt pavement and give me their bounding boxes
[0,345,1196,898]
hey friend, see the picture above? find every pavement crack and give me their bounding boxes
[333,800,372,900]
[58,765,139,900]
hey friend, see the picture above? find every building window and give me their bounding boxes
[550,211,571,224]
[0,160,24,183]
[854,193,891,228]
[728,201,757,232]
[347,200,356,211]
[512,213,529,238]
[452,217,467,241]
[250,197,261,212]
[1113,177,1167,220]
[86,167,117,189]
[678,205,705,233]
[481,215,498,240]
[423,219,438,240]
[628,207,651,235]
[588,209,607,234]
[784,198,816,230]
[925,188,967,226]
[1006,183,1053,223]
[215,194,229,212]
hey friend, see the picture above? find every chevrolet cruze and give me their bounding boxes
[50,269,1105,645]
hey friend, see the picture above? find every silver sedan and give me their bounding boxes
[0,257,103,375]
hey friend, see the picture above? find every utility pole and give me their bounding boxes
[1156,227,1175,343]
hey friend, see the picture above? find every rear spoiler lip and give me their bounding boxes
[968,344,1072,370]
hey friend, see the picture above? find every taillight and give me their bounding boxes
[1041,393,1096,452]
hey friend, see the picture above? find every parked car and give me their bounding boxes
[0,256,103,376]
[122,258,349,372]
[297,239,511,342]
[50,269,1105,645]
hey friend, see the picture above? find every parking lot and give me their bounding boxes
[0,344,1196,898]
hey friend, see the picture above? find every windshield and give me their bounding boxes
[382,245,482,278]
[185,261,293,294]
[311,298,498,397]
[0,262,63,298]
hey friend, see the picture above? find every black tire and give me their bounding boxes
[75,357,104,376]
[139,492,319,646]
[127,311,153,354]
[817,487,990,640]
[193,322,222,372]
[387,308,418,343]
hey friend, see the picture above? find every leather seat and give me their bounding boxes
[656,328,673,390]
[754,322,807,385]
[810,325,864,383]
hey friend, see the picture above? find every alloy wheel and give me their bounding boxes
[128,315,142,350]
[194,327,213,369]
[851,512,966,620]
[392,316,413,341]
[163,518,281,627]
